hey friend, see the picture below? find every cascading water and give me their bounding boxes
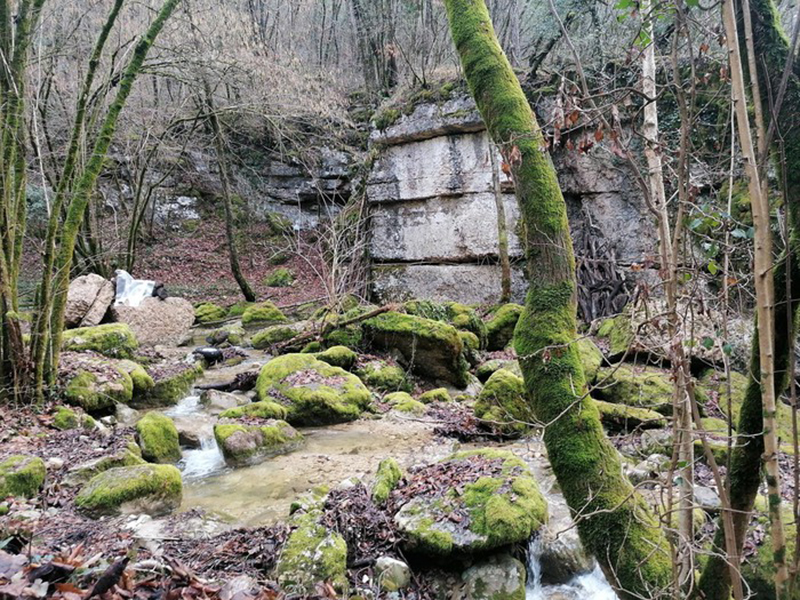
[526,537,619,600]
[181,436,227,480]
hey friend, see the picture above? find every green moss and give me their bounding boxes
[384,392,425,414]
[136,412,181,463]
[206,324,246,346]
[460,331,481,352]
[62,323,138,359]
[301,341,324,353]
[220,400,288,420]
[363,312,470,388]
[241,301,288,328]
[485,304,524,351]
[276,516,348,593]
[474,369,531,436]
[53,406,80,430]
[463,475,547,545]
[593,399,667,432]
[316,346,358,370]
[256,354,371,425]
[596,315,633,357]
[405,300,487,347]
[264,268,294,287]
[65,365,134,412]
[358,360,411,392]
[323,324,363,349]
[194,302,227,324]
[419,388,451,404]
[64,441,145,486]
[267,211,293,235]
[227,301,253,317]
[0,455,46,498]
[576,337,603,383]
[374,107,402,130]
[214,419,303,467]
[595,365,674,414]
[252,325,298,349]
[136,363,204,408]
[475,359,520,383]
[372,458,403,504]
[74,464,182,517]
[118,359,155,396]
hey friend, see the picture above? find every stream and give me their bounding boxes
[166,356,617,599]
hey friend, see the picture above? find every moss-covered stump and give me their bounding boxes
[214,419,303,467]
[136,412,181,463]
[194,302,227,324]
[357,359,411,393]
[385,392,426,415]
[593,400,667,432]
[241,301,288,329]
[485,304,524,351]
[75,464,182,518]
[594,365,674,414]
[577,337,603,383]
[316,346,357,370]
[462,555,527,600]
[363,312,470,388]
[372,458,403,504]
[275,512,348,593]
[60,353,134,412]
[0,456,46,499]
[475,359,521,383]
[64,440,145,487]
[393,449,547,556]
[219,400,288,420]
[473,369,531,437]
[53,406,95,431]
[62,323,138,359]
[419,388,451,404]
[251,324,301,349]
[256,354,371,425]
[133,362,204,408]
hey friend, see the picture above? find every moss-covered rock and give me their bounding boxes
[134,362,204,408]
[475,359,521,383]
[405,300,488,348]
[256,354,371,425]
[219,400,288,420]
[275,512,348,593]
[264,268,294,287]
[393,449,547,556]
[117,359,155,397]
[596,314,634,358]
[62,323,138,359]
[485,304,524,351]
[316,345,357,370]
[252,325,300,349]
[372,458,403,504]
[241,301,288,329]
[385,392,427,415]
[363,312,470,388]
[136,412,181,463]
[63,356,134,412]
[53,406,79,430]
[63,440,145,487]
[357,360,411,393]
[0,455,46,499]
[474,369,532,437]
[462,555,527,600]
[75,464,182,518]
[206,324,246,346]
[194,302,227,324]
[594,365,674,414]
[576,337,603,383]
[227,301,253,318]
[214,419,303,467]
[593,399,667,432]
[419,388,451,404]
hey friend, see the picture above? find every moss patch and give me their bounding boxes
[64,363,134,412]
[316,346,358,370]
[241,301,288,329]
[593,399,667,432]
[357,360,411,393]
[194,302,226,324]
[135,362,204,408]
[136,412,181,463]
[385,392,427,415]
[62,323,138,359]
[75,464,182,518]
[264,268,294,287]
[474,368,532,436]
[372,458,403,504]
[485,304,524,351]
[576,337,603,383]
[419,388,451,404]
[219,400,289,420]
[252,325,299,349]
[214,419,303,467]
[594,365,674,414]
[276,514,348,593]
[0,455,46,499]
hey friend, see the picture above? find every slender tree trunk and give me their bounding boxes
[444,2,671,597]
[489,143,512,303]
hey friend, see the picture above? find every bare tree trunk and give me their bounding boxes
[444,2,672,597]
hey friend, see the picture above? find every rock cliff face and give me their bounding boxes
[367,95,657,311]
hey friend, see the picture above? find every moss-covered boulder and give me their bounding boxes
[357,360,411,393]
[363,312,470,388]
[485,304,524,351]
[418,387,451,404]
[372,458,403,504]
[194,302,226,324]
[133,362,204,408]
[206,323,246,346]
[251,324,301,349]
[474,369,532,437]
[52,406,95,431]
[62,323,138,359]
[0,456,46,499]
[63,440,145,487]
[475,359,521,383]
[75,464,182,518]
[219,400,288,420]
[241,301,287,329]
[404,300,488,347]
[275,512,348,593]
[117,359,155,397]
[227,301,254,317]
[61,353,134,412]
[316,346,357,370]
[576,337,603,383]
[136,412,181,463]
[593,399,667,432]
[594,365,674,414]
[385,392,426,415]
[393,449,547,556]
[256,354,371,425]
[214,419,303,467]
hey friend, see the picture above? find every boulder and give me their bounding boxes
[537,526,595,585]
[404,300,487,347]
[475,359,521,383]
[194,302,226,324]
[462,555,526,600]
[219,400,288,420]
[65,274,115,328]
[52,406,95,431]
[393,449,547,556]
[255,354,371,425]
[0,455,46,499]
[357,359,411,393]
[485,304,524,351]
[251,324,301,349]
[214,419,303,468]
[363,312,470,388]
[376,556,412,591]
[316,346,357,370]
[199,389,249,414]
[131,362,204,408]
[594,365,674,414]
[384,391,426,415]
[418,387,451,404]
[60,352,134,411]
[63,440,145,487]
[474,369,531,437]
[241,301,287,329]
[75,464,182,518]
[62,323,138,359]
[136,412,181,463]
[593,399,667,432]
[111,297,195,346]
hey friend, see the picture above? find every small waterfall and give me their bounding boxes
[526,537,618,600]
[181,435,226,481]
[165,393,201,417]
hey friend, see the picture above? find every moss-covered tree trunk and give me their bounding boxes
[698,0,800,595]
[443,2,671,597]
